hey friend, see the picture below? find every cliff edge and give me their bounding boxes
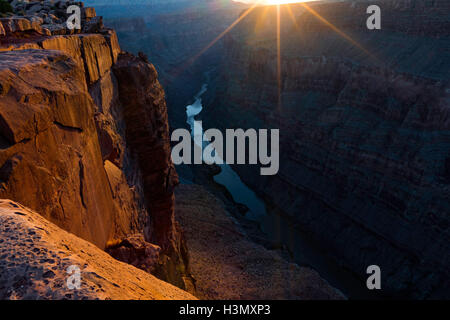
[0,0,192,293]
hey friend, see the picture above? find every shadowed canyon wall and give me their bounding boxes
[202,0,450,298]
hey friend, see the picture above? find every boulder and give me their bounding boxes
[27,15,43,28]
[41,23,66,35]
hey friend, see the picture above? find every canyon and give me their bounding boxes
[0,0,343,300]
[200,0,450,299]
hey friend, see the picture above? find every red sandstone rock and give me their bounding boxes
[0,21,192,291]
[0,2,192,295]
[83,7,97,20]
[81,34,113,84]
[0,33,147,252]
[113,52,192,290]
[0,200,195,300]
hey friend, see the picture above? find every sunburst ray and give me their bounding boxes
[254,6,270,33]
[300,3,377,61]
[169,1,263,82]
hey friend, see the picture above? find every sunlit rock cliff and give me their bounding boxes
[0,0,192,296]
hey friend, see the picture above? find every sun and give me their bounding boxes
[234,0,315,5]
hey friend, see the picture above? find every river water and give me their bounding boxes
[183,82,379,299]
[185,83,267,221]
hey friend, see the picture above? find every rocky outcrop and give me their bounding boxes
[203,0,450,298]
[0,48,123,249]
[112,52,192,291]
[1,0,101,37]
[106,234,162,275]
[102,0,248,130]
[0,0,190,293]
[0,200,196,300]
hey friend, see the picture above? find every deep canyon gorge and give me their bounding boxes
[201,0,450,299]
[0,0,449,300]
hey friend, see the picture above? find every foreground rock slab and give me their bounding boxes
[0,200,196,300]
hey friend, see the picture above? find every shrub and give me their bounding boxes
[0,0,13,14]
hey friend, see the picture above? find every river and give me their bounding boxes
[185,83,267,221]
[183,82,381,300]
